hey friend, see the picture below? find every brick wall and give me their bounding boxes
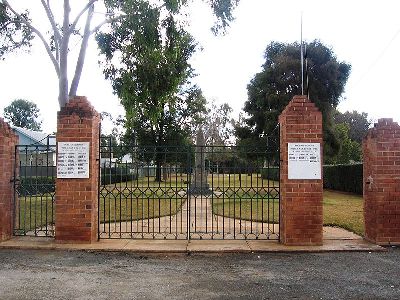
[363,118,400,245]
[55,97,100,243]
[0,118,18,241]
[279,95,323,245]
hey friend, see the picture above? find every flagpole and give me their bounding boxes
[301,12,304,95]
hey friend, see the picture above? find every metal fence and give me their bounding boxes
[13,144,56,237]
[99,133,280,240]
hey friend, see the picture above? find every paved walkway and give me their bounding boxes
[0,232,385,253]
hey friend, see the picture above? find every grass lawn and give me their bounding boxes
[15,194,55,235]
[323,190,364,236]
[16,175,364,236]
[212,198,280,223]
[99,173,278,224]
[99,196,186,223]
[212,190,364,236]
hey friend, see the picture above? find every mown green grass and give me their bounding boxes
[16,175,364,236]
[15,194,55,234]
[323,190,364,235]
[99,173,278,224]
[212,197,280,223]
[212,190,364,235]
[99,196,186,223]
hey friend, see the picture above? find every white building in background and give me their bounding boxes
[12,126,56,167]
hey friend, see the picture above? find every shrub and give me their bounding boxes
[323,164,363,195]
[100,167,137,185]
[260,167,279,181]
[18,177,55,196]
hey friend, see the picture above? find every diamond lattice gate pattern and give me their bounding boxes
[98,131,280,240]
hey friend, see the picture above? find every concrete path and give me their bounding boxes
[1,225,384,253]
[0,233,385,253]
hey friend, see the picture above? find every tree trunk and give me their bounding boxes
[155,161,162,182]
[58,0,71,107]
[69,4,94,98]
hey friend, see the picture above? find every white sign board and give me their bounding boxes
[288,143,321,180]
[57,142,90,178]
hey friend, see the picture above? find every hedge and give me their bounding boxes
[18,177,55,196]
[100,167,137,185]
[260,167,279,181]
[101,174,135,185]
[260,164,363,195]
[323,164,363,195]
[17,169,138,195]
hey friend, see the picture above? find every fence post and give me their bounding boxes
[0,118,18,241]
[278,95,323,245]
[363,118,400,245]
[55,97,100,243]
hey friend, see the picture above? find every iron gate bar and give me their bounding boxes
[98,130,280,240]
[13,138,56,237]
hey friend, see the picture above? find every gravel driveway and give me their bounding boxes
[0,248,399,299]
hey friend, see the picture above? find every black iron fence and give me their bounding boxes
[99,132,280,240]
[13,144,56,237]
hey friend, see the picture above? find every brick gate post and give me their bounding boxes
[0,118,18,241]
[55,97,100,243]
[363,118,400,245]
[278,96,323,245]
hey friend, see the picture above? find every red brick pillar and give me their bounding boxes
[363,118,400,245]
[278,95,323,245]
[0,118,18,241]
[56,97,100,243]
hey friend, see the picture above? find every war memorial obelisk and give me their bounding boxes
[189,127,210,194]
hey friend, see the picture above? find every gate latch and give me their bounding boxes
[365,175,373,191]
[10,178,20,183]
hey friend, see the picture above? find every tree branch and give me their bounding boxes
[2,0,60,77]
[69,3,94,97]
[0,20,18,31]
[89,15,125,35]
[58,0,71,106]
[40,0,61,44]
[55,39,60,63]
[69,0,98,34]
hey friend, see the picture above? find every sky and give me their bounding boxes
[0,0,400,134]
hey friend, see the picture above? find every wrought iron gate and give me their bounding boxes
[98,131,280,240]
[13,137,56,237]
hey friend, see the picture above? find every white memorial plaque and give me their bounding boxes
[288,143,321,180]
[57,142,90,178]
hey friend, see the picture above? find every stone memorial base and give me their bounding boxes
[189,182,211,195]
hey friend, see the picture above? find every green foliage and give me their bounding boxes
[0,3,33,59]
[327,123,362,164]
[3,99,42,130]
[236,40,351,161]
[202,101,235,145]
[333,110,371,143]
[97,0,207,168]
[260,167,279,181]
[100,167,138,185]
[208,0,240,34]
[323,164,363,195]
[1,1,239,107]
[18,177,55,196]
